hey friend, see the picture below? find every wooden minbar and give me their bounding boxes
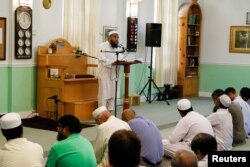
[37,38,98,121]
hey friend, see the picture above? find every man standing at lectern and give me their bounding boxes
[97,31,124,111]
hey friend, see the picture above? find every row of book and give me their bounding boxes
[187,47,197,56]
[188,26,200,36]
[188,14,199,25]
[187,36,199,46]
[186,57,199,67]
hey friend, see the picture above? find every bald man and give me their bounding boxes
[171,149,198,167]
[97,31,124,111]
[122,109,164,166]
[93,106,131,167]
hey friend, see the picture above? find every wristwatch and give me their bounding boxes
[15,6,32,59]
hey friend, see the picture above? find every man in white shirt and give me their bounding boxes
[0,113,44,167]
[163,99,214,158]
[92,106,131,167]
[207,94,233,150]
[97,31,124,111]
[225,87,250,137]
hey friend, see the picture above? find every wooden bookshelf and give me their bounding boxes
[178,1,202,97]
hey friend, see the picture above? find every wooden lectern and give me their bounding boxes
[112,60,141,110]
[37,38,98,121]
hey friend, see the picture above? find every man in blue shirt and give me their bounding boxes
[122,109,164,167]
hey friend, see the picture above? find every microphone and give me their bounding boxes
[48,95,58,99]
[118,44,126,51]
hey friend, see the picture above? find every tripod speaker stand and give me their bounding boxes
[139,47,162,103]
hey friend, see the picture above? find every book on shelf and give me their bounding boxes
[188,14,199,25]
[186,71,197,77]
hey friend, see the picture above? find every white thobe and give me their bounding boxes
[163,111,214,158]
[198,155,208,167]
[207,108,233,151]
[0,138,44,167]
[94,116,131,167]
[97,41,124,110]
[233,96,250,136]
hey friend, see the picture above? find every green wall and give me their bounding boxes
[3,63,249,113]
[0,67,36,113]
[199,63,250,93]
[0,67,9,112]
[120,64,159,97]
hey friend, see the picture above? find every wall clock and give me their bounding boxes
[15,6,32,59]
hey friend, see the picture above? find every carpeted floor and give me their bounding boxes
[22,116,94,131]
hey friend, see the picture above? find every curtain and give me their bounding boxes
[63,0,101,75]
[155,0,178,87]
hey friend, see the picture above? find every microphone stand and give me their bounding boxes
[75,53,98,59]
[101,49,125,116]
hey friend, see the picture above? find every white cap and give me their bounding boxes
[0,113,22,130]
[219,94,231,108]
[108,30,119,36]
[177,99,191,111]
[92,106,107,119]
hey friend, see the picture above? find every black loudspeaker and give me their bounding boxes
[145,23,162,47]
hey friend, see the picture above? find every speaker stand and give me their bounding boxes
[139,47,162,103]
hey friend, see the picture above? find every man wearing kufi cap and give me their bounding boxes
[162,99,214,158]
[207,94,233,151]
[97,30,124,111]
[211,89,245,146]
[92,106,131,167]
[0,113,44,167]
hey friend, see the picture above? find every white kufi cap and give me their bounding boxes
[177,99,191,111]
[219,94,231,108]
[92,106,107,119]
[108,30,119,36]
[0,113,22,130]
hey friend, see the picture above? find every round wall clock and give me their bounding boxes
[15,6,32,59]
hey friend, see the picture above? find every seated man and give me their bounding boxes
[171,149,198,167]
[46,115,96,167]
[212,89,245,146]
[207,94,233,151]
[225,87,250,137]
[122,108,164,166]
[240,87,250,106]
[108,129,141,167]
[191,133,217,167]
[163,99,214,158]
[0,113,44,167]
[93,106,131,167]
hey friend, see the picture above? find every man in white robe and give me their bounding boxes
[225,87,250,137]
[207,94,233,151]
[162,99,214,158]
[92,106,131,167]
[97,31,124,111]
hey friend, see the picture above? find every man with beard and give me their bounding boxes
[97,30,124,111]
[46,115,96,167]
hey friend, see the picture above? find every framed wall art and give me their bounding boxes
[0,17,6,60]
[229,26,250,53]
[103,26,117,42]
